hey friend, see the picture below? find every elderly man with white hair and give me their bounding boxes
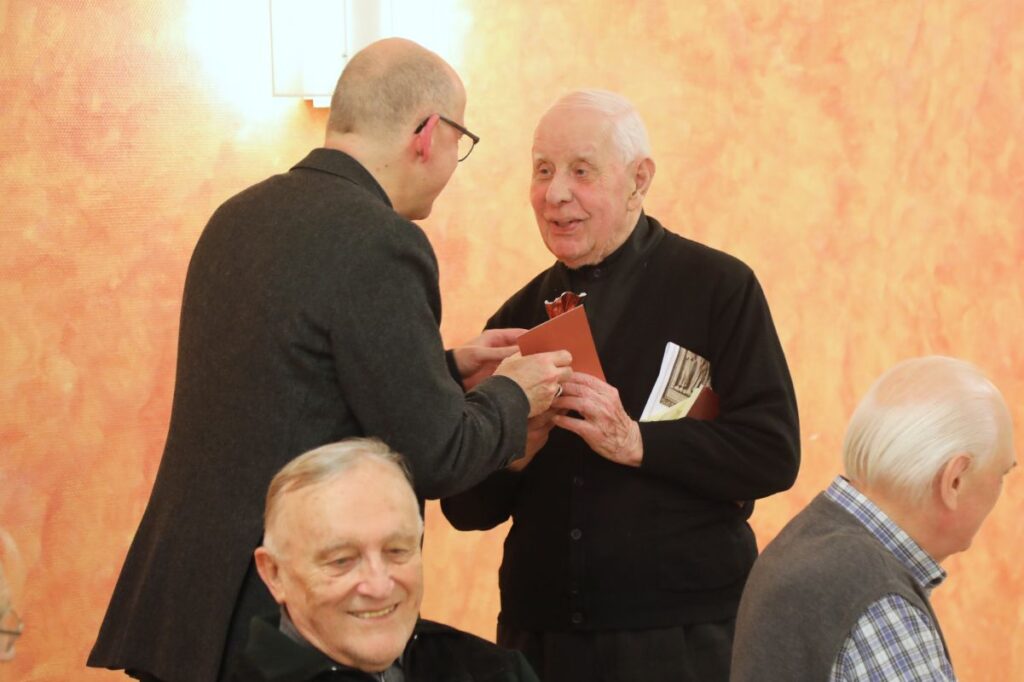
[233,437,540,681]
[442,90,800,681]
[732,356,1017,681]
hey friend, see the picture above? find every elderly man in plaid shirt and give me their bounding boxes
[731,356,1016,681]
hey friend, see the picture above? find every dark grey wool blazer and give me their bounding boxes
[88,148,529,682]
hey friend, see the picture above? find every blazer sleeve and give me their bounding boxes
[440,304,526,529]
[639,268,800,501]
[324,216,529,499]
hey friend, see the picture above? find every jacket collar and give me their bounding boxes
[557,213,663,283]
[239,614,441,681]
[240,614,376,681]
[291,148,392,208]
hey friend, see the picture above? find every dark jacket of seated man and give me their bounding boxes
[232,615,539,682]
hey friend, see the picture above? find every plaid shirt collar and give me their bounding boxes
[825,476,946,591]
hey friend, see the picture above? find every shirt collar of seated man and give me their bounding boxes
[240,609,410,681]
[252,439,425,678]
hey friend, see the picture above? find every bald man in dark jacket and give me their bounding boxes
[88,38,569,682]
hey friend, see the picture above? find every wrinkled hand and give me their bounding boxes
[552,372,643,467]
[494,350,573,417]
[508,411,559,472]
[452,328,527,391]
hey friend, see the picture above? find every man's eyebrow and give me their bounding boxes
[312,531,421,561]
[532,153,597,164]
[314,542,356,562]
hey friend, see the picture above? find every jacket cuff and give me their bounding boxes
[444,349,465,390]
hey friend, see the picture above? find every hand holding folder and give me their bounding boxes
[516,304,606,382]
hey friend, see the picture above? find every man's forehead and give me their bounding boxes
[281,500,421,558]
[531,144,602,163]
[533,109,615,160]
[276,466,418,530]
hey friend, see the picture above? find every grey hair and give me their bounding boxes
[263,438,420,550]
[548,89,652,163]
[327,39,458,136]
[842,356,1013,503]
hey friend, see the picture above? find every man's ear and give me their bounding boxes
[936,453,973,511]
[412,114,440,162]
[627,157,656,210]
[254,546,287,605]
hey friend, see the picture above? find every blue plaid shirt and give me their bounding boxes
[825,476,955,681]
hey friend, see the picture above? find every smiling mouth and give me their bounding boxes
[351,604,399,620]
[550,218,584,230]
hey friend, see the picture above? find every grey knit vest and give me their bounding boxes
[731,493,948,681]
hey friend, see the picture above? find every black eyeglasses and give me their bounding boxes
[414,115,480,162]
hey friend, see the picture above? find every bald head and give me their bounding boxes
[328,38,462,138]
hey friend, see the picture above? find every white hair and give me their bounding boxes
[263,438,421,552]
[549,89,651,163]
[842,356,1013,503]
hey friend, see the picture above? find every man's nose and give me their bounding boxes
[356,556,394,598]
[546,172,572,204]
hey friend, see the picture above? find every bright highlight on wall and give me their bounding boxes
[188,0,470,111]
[270,0,394,107]
[185,0,293,123]
[390,0,470,73]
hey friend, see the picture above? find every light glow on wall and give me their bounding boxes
[187,0,470,113]
[270,0,395,107]
[390,0,470,73]
[185,0,294,122]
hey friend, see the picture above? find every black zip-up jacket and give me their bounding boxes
[442,215,800,632]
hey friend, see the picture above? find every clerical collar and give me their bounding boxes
[563,213,658,285]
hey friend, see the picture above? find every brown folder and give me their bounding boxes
[687,385,720,420]
[517,305,606,382]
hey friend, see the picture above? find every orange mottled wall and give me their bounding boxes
[1,1,1021,680]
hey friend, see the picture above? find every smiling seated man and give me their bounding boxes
[233,438,539,682]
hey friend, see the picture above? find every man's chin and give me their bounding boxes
[399,197,436,221]
[552,249,592,270]
[543,239,585,266]
[403,207,432,221]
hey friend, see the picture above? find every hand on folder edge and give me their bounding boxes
[516,305,605,382]
[452,328,527,391]
[494,349,573,417]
